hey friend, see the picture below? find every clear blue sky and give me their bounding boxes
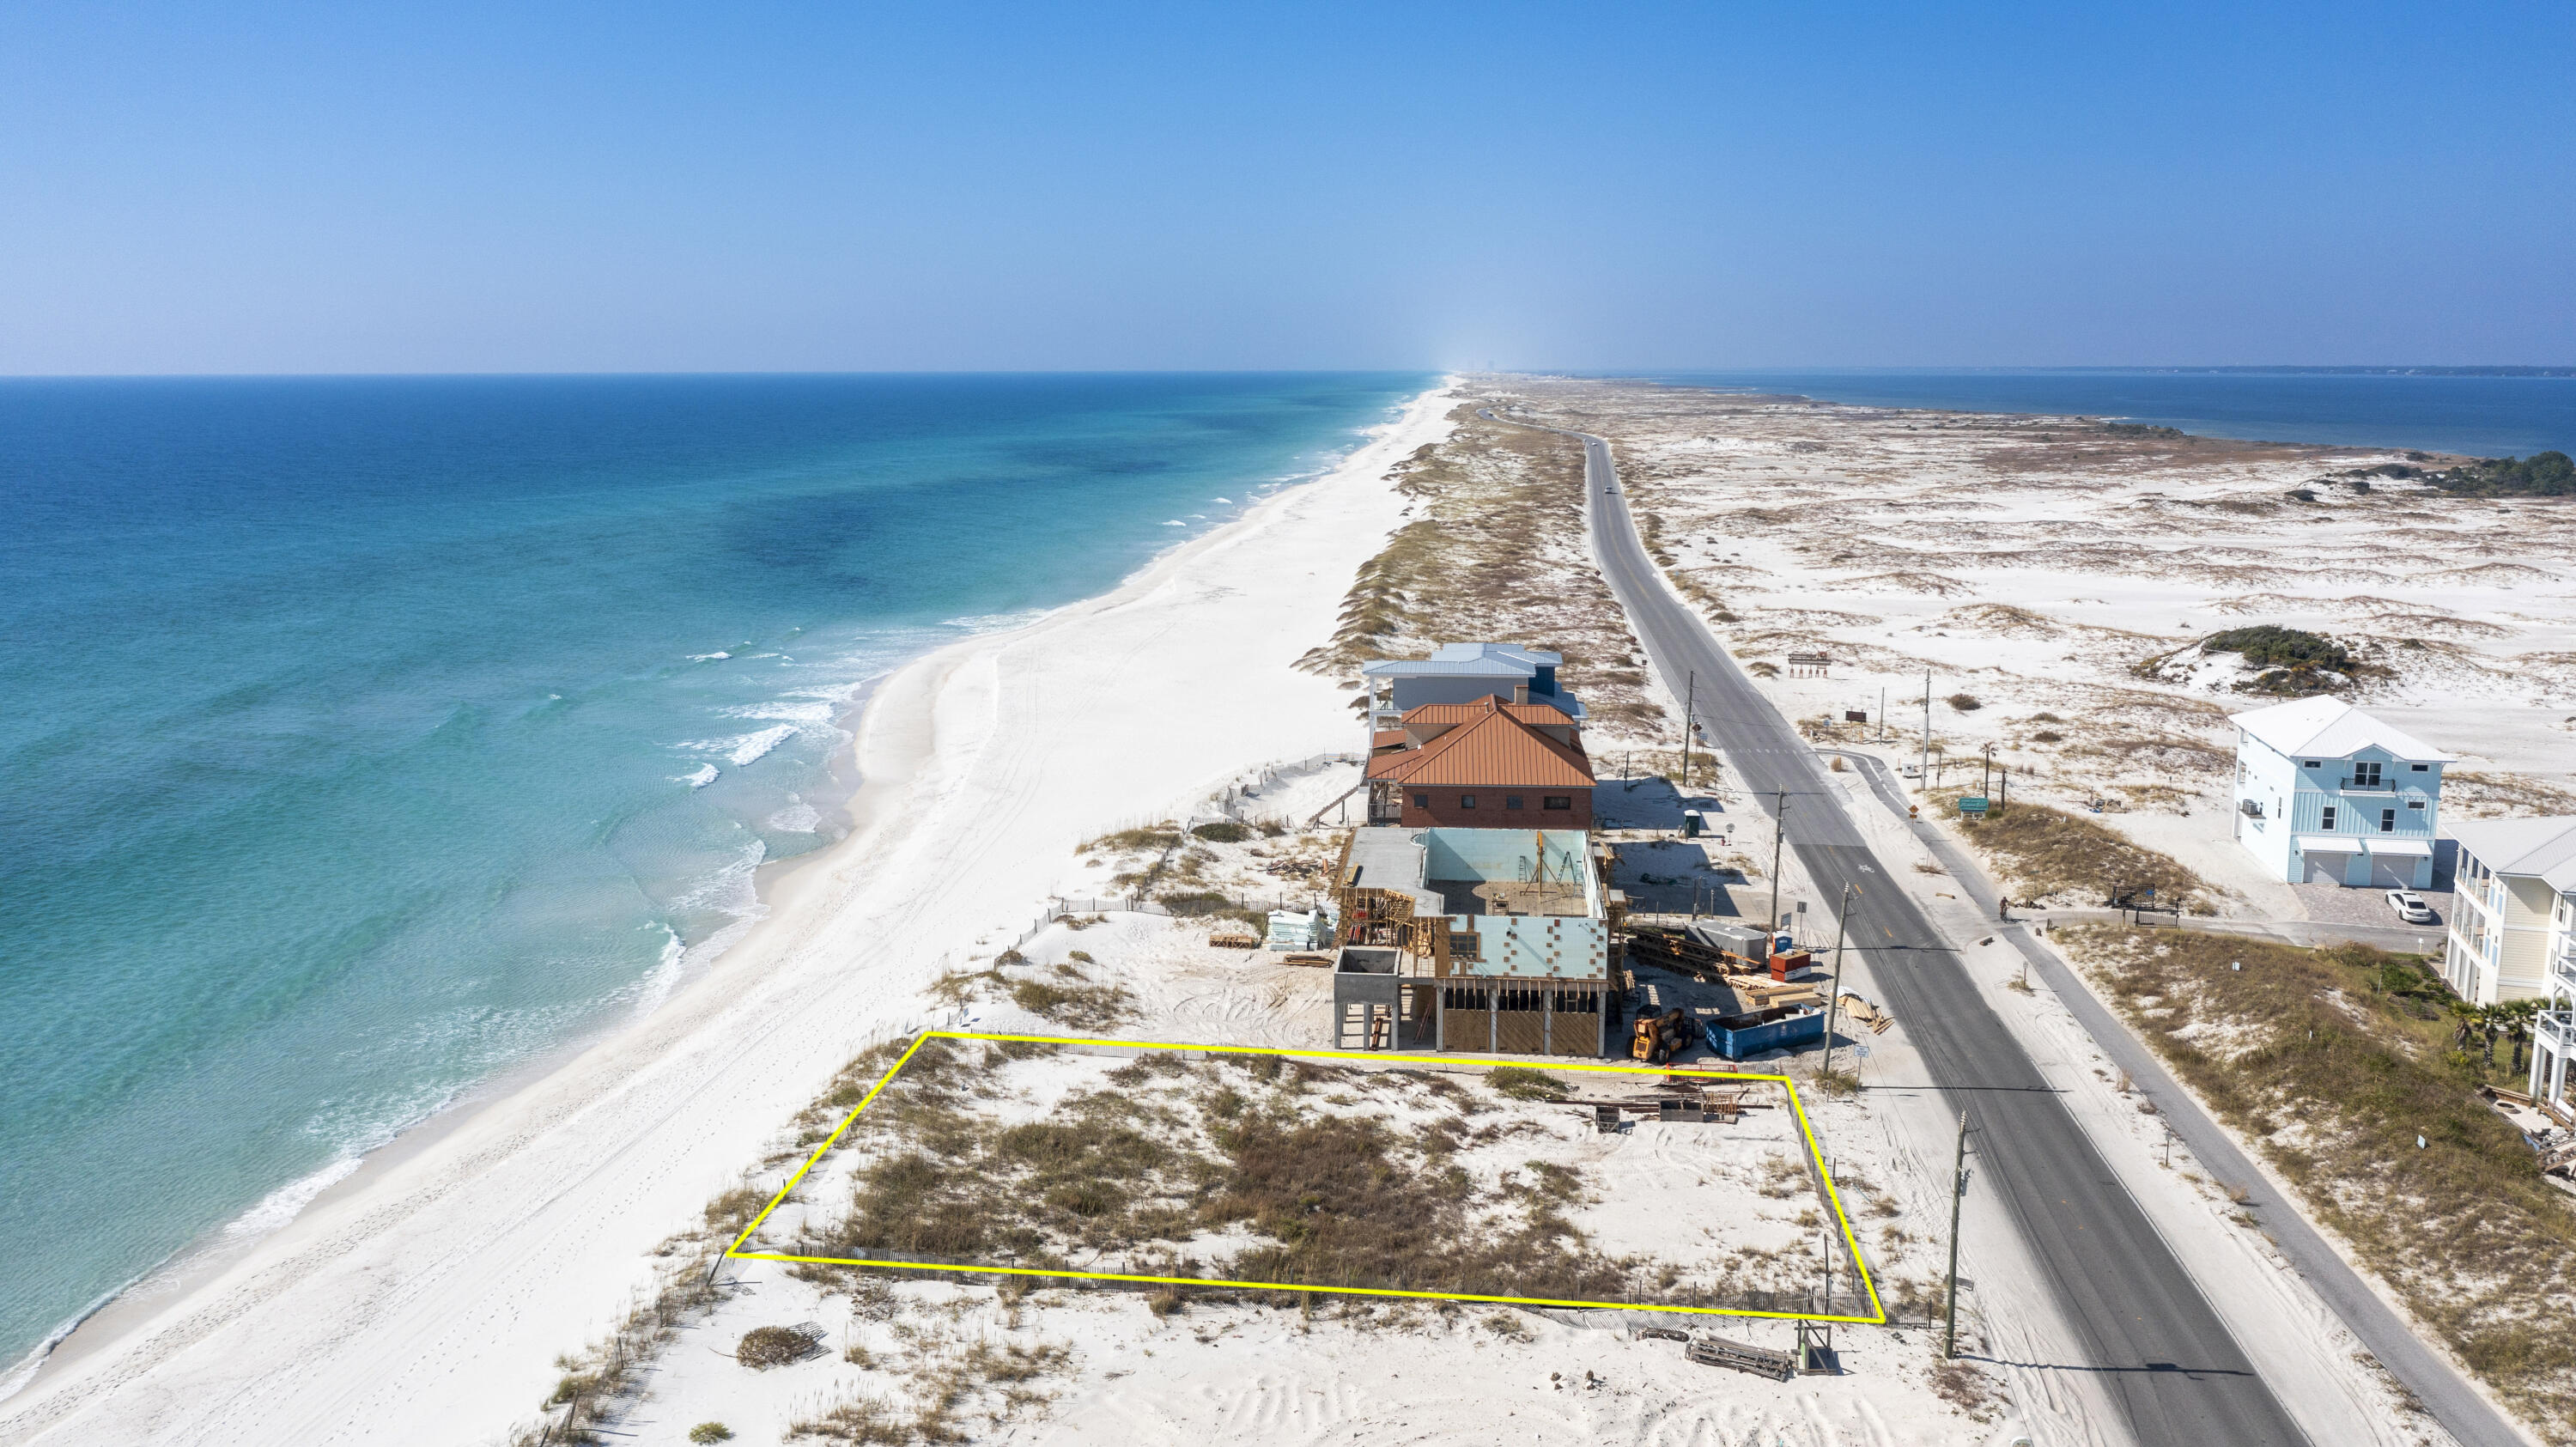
[3,1,2568,374]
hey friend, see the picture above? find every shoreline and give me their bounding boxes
[0,378,1460,1447]
[2,417,1395,1402]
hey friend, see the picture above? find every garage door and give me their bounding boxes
[2368,854,2414,888]
[2304,852,2352,885]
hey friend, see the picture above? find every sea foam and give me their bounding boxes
[677,725,799,769]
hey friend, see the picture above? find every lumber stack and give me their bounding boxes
[1724,974,1823,1008]
[1622,925,1754,982]
[1685,1335,1796,1382]
[1837,991,1894,1035]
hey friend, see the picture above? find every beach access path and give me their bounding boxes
[1550,416,2318,1445]
[0,386,1461,1447]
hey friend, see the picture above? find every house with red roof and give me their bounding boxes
[1364,696,1595,830]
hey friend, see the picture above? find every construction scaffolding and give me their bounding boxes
[1327,827,1612,1057]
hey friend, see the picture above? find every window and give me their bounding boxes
[2303,760,2320,769]
[1504,794,1524,811]
[2380,808,2397,832]
[2411,763,2428,772]
[2354,762,2383,787]
[1543,795,1572,811]
[1460,793,1477,809]
[1411,793,1430,809]
[2408,799,2423,810]
[2321,806,2337,830]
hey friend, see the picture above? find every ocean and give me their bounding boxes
[1630,368,2576,460]
[0,371,1430,1383]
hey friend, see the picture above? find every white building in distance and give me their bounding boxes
[2228,696,2450,890]
[2439,818,2576,1116]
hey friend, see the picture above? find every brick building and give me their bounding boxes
[1364,696,1595,830]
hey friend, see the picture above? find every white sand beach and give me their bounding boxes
[0,385,1461,1447]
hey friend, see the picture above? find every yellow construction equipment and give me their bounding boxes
[1630,1006,1695,1065]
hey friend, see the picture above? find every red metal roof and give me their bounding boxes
[1367,700,1595,788]
[1399,700,1577,727]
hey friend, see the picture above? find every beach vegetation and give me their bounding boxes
[2442,769,2576,818]
[505,1221,735,1444]
[1940,796,2211,910]
[1153,888,1261,927]
[2427,450,2576,498]
[689,1424,735,1444]
[1080,827,1182,855]
[2061,927,2576,1437]
[1945,693,1981,712]
[1188,820,1251,843]
[1295,399,1668,738]
[2202,624,2352,673]
[736,1325,817,1369]
[1006,970,1133,1029]
[787,1044,1842,1316]
[1482,1066,1566,1101]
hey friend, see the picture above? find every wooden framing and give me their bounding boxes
[1330,829,1608,1057]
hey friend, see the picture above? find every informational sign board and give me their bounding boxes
[1958,796,1990,816]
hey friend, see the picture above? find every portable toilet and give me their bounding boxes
[1683,809,1704,838]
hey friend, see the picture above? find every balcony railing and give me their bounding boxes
[2337,776,2396,793]
[2539,1010,2576,1052]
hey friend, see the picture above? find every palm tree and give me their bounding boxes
[2495,1000,2542,1073]
[2447,998,2482,1055]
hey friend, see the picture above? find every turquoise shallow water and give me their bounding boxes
[0,372,1430,1377]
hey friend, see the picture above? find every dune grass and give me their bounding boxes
[2063,926,2576,1440]
[1943,798,2212,910]
[1297,400,1667,738]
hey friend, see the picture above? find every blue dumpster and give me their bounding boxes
[1703,1006,1825,1061]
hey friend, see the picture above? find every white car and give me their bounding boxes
[2385,891,2437,924]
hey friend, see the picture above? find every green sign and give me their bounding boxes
[1958,796,1990,815]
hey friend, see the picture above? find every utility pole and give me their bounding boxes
[1879,685,1887,741]
[1945,1111,1970,1359]
[1920,668,1932,787]
[1681,671,1697,790]
[1769,790,1789,939]
[1820,883,1856,1077]
[1982,743,1994,800]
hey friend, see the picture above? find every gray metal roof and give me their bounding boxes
[1341,828,1445,914]
[1361,641,1561,678]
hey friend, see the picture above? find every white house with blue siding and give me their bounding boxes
[1361,642,1585,738]
[2230,696,2451,888]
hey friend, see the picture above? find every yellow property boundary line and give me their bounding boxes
[726,1030,1887,1325]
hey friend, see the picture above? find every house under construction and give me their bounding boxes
[1329,826,1622,1056]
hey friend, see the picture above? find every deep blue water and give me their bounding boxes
[1631,369,2576,459]
[0,372,1428,1381]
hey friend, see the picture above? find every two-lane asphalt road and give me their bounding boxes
[1564,427,2312,1444]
